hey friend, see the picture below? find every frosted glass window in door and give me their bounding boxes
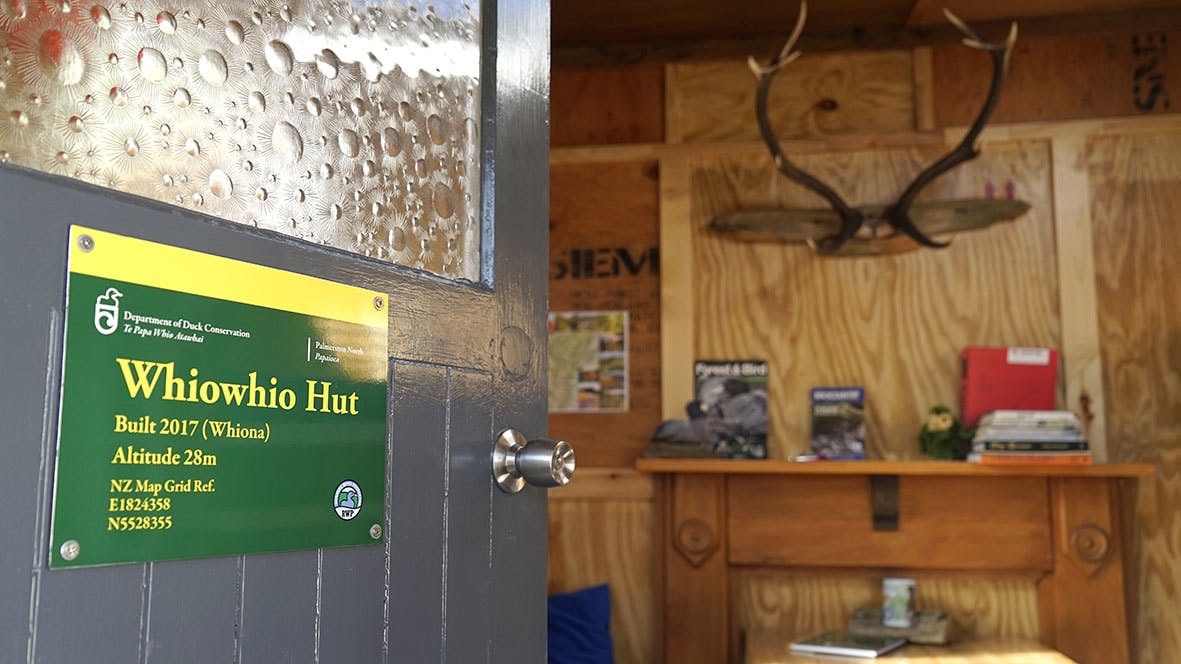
[0,0,482,280]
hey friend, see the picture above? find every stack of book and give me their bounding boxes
[968,410,1092,465]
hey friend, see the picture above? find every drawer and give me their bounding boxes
[726,474,1052,571]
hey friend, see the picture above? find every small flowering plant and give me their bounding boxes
[918,405,975,460]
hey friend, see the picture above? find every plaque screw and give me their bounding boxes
[77,235,94,252]
[60,540,80,561]
[369,524,383,540]
[373,296,384,310]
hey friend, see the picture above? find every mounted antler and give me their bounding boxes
[715,3,1026,255]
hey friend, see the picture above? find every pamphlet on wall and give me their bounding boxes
[548,310,628,413]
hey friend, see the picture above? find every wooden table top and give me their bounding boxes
[746,634,1078,663]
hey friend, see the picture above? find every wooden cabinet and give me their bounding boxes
[637,459,1153,664]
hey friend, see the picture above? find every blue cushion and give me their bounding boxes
[547,584,614,664]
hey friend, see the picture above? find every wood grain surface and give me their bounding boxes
[689,141,1060,459]
[548,499,656,664]
[1051,135,1109,459]
[909,0,1181,26]
[1088,131,1181,664]
[727,475,1052,570]
[551,65,666,146]
[635,458,1154,477]
[668,51,916,142]
[549,160,662,467]
[659,157,696,418]
[1038,478,1131,663]
[664,474,729,663]
[549,468,656,501]
[739,572,1041,646]
[933,31,1181,127]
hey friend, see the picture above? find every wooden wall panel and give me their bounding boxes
[553,0,916,51]
[549,161,662,467]
[909,0,1181,26]
[1088,132,1181,664]
[690,141,1060,459]
[934,31,1181,127]
[551,65,666,146]
[727,475,1052,571]
[739,572,1040,641]
[548,500,656,664]
[668,51,915,143]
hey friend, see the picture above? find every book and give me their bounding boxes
[974,428,1085,442]
[968,452,1093,466]
[811,387,866,459]
[790,631,907,659]
[692,360,769,459]
[974,409,1085,445]
[979,410,1079,427]
[961,347,1059,426]
[973,440,1090,452]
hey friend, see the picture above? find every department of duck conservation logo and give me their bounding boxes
[334,480,362,520]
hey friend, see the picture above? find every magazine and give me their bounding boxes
[790,631,907,659]
[691,360,768,459]
[811,386,866,459]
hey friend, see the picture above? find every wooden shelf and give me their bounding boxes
[634,457,1155,478]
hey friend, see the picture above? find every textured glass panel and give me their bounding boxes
[0,0,481,280]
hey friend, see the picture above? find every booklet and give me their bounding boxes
[810,387,866,459]
[790,631,907,659]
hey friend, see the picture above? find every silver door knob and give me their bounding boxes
[491,429,576,494]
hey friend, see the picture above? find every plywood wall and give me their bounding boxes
[548,86,665,664]
[551,65,666,146]
[689,141,1060,459]
[668,51,916,142]
[548,499,657,664]
[1088,132,1181,664]
[933,31,1181,127]
[549,160,662,468]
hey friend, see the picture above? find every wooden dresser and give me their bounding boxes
[636,459,1153,664]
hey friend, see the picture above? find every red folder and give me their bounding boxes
[961,347,1059,426]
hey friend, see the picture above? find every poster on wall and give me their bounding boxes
[50,226,389,569]
[548,310,629,413]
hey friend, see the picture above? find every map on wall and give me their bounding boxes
[548,311,628,413]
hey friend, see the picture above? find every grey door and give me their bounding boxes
[0,0,551,660]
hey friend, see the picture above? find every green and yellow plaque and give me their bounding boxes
[50,227,389,568]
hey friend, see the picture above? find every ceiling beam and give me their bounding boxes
[553,7,1181,68]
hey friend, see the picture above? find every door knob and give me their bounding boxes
[492,429,576,494]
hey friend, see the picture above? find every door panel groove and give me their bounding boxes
[138,563,153,664]
[27,308,63,664]
[383,363,396,664]
[314,549,323,664]
[233,556,246,664]
[441,369,453,663]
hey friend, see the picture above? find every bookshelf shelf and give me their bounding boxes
[635,457,1155,478]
